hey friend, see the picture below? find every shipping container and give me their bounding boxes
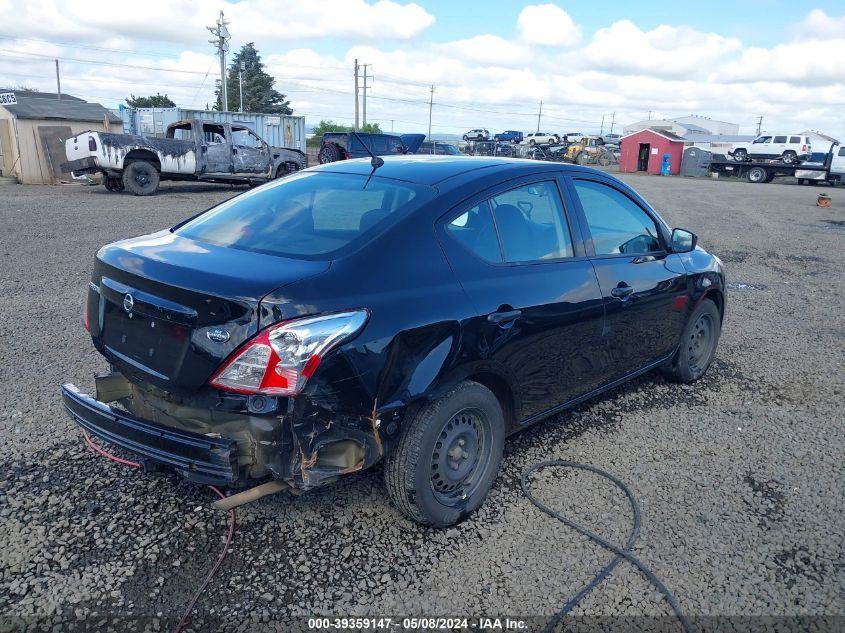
[113,106,306,151]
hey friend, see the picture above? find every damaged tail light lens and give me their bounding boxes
[209,310,369,396]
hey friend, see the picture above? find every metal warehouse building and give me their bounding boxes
[0,89,121,184]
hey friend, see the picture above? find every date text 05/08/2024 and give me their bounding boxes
[307,617,527,630]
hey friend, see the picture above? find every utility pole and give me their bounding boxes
[354,59,359,131]
[428,85,435,139]
[537,100,543,132]
[238,61,245,112]
[648,110,653,120]
[362,64,370,127]
[609,112,616,135]
[207,11,230,111]
[55,59,61,100]
[756,115,763,135]
[600,115,605,136]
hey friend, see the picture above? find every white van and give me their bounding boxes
[729,134,812,164]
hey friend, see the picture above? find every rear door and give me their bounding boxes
[771,135,788,159]
[566,176,689,379]
[200,123,233,175]
[438,177,606,421]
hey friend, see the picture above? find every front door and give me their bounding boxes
[568,177,689,379]
[231,127,271,176]
[201,123,233,175]
[439,179,606,421]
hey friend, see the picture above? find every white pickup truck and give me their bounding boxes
[61,118,306,195]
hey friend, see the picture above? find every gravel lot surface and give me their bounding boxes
[1,173,843,632]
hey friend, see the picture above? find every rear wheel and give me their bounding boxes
[781,151,797,164]
[662,299,721,383]
[797,178,806,185]
[318,144,341,164]
[384,381,504,527]
[122,161,159,196]
[529,139,536,146]
[747,166,768,183]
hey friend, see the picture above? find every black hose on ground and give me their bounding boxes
[520,460,694,633]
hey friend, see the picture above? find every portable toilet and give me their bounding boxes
[681,146,712,177]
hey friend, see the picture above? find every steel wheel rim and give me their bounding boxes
[430,407,492,506]
[688,313,715,372]
[135,168,151,186]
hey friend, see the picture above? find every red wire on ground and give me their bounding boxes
[79,429,236,633]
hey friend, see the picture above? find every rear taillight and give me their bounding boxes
[88,136,97,151]
[209,310,369,396]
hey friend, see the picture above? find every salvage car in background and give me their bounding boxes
[728,134,812,164]
[523,131,559,145]
[318,132,425,163]
[62,156,725,527]
[416,141,461,155]
[61,119,306,195]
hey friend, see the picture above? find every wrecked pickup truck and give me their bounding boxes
[61,119,306,195]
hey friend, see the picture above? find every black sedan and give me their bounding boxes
[62,156,725,527]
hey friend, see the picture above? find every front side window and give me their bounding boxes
[490,182,573,262]
[753,136,772,144]
[572,180,661,256]
[232,128,263,148]
[176,172,430,258]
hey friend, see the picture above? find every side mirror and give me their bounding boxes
[671,228,697,253]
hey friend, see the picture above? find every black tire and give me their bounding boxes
[122,161,159,196]
[384,381,505,527]
[732,148,748,161]
[318,144,341,164]
[104,176,124,192]
[462,135,469,142]
[747,166,768,183]
[797,178,806,185]
[764,173,776,183]
[781,151,797,164]
[576,152,590,165]
[529,139,536,146]
[662,299,721,383]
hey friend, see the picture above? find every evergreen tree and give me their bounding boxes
[216,43,292,114]
[125,93,176,108]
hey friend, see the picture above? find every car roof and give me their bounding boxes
[308,155,591,187]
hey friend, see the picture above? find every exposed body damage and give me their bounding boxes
[61,157,726,523]
[61,118,305,194]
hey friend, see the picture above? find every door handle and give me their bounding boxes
[487,309,522,324]
[610,284,634,299]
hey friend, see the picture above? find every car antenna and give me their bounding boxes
[352,131,384,189]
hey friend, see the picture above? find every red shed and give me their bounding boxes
[619,129,685,175]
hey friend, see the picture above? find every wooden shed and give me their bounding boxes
[0,89,121,184]
[619,128,685,175]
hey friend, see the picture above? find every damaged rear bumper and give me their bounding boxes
[60,156,98,176]
[61,383,237,485]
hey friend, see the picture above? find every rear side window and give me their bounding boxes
[491,182,573,262]
[572,180,661,256]
[176,172,429,258]
[789,136,801,144]
[839,147,845,157]
[773,136,787,143]
[447,202,502,263]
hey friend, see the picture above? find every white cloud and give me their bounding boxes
[517,4,581,47]
[0,0,435,45]
[716,38,845,86]
[439,35,533,66]
[583,20,741,78]
[794,9,845,40]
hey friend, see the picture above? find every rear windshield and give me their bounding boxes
[175,172,431,259]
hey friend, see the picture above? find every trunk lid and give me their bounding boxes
[90,230,329,391]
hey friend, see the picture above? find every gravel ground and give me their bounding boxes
[1,174,843,632]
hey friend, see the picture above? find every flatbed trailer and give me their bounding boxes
[708,144,842,184]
